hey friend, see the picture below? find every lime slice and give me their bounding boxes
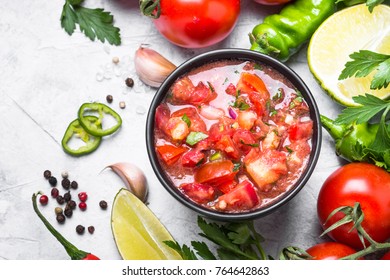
[308,4,390,107]
[111,188,182,260]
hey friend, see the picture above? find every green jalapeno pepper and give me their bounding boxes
[61,116,102,156]
[320,115,390,170]
[78,103,122,137]
[249,0,335,62]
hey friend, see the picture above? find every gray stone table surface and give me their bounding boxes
[0,0,344,260]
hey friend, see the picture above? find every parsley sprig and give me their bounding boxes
[164,216,268,260]
[335,94,390,171]
[339,50,390,90]
[60,0,121,45]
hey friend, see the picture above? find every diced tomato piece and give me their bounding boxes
[165,117,190,141]
[215,180,260,211]
[155,104,171,136]
[244,149,288,191]
[156,144,187,165]
[286,140,311,173]
[237,110,257,130]
[181,149,205,167]
[232,129,258,155]
[236,72,269,98]
[208,117,235,143]
[225,83,237,96]
[217,180,238,194]
[195,160,237,186]
[288,121,313,141]
[180,183,215,204]
[215,135,240,160]
[170,77,217,105]
[171,107,207,133]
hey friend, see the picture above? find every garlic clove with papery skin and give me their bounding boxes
[107,162,148,202]
[134,45,177,88]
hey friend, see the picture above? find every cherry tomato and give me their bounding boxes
[153,0,240,48]
[317,163,390,249]
[306,242,359,260]
[381,251,390,260]
[253,0,292,5]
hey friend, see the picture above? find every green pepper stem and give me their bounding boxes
[320,115,346,140]
[32,192,88,260]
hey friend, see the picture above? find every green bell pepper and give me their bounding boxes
[249,0,335,62]
[78,103,122,137]
[61,116,102,156]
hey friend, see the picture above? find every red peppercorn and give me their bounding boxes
[79,201,87,211]
[39,195,49,205]
[78,192,88,202]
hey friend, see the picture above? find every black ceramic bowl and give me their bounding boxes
[146,48,321,221]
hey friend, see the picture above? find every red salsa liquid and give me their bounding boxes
[154,60,313,213]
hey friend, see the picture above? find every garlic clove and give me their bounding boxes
[134,45,176,88]
[107,162,148,202]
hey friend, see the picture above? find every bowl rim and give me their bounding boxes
[146,48,322,221]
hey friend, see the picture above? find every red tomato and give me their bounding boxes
[253,0,292,5]
[317,163,390,249]
[156,144,187,165]
[215,135,240,160]
[180,183,215,204]
[288,121,313,141]
[170,77,217,105]
[195,160,237,186]
[181,149,205,167]
[215,180,259,211]
[306,242,359,260]
[171,107,207,133]
[153,0,240,48]
[381,251,390,260]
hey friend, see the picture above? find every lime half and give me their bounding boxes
[308,4,390,107]
[111,188,182,260]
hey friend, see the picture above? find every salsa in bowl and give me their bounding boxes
[146,49,321,221]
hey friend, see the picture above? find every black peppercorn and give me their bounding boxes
[64,208,73,218]
[56,213,66,224]
[125,77,134,88]
[63,191,72,202]
[67,200,77,210]
[106,95,113,103]
[51,187,59,198]
[76,225,85,234]
[61,178,70,190]
[70,181,78,190]
[88,226,95,234]
[49,176,57,186]
[43,170,51,179]
[99,200,108,210]
[56,195,65,205]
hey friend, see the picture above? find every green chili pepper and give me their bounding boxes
[78,103,122,137]
[320,115,379,163]
[61,116,102,156]
[249,0,335,62]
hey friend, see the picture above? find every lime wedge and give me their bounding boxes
[111,188,182,260]
[308,4,390,107]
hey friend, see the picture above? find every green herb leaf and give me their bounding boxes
[191,241,216,260]
[181,114,191,127]
[335,94,390,125]
[240,140,259,147]
[339,50,390,90]
[233,99,250,111]
[60,1,121,45]
[233,163,241,172]
[186,132,208,146]
[163,240,198,260]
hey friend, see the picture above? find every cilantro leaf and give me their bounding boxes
[163,240,198,260]
[191,241,216,260]
[339,50,390,90]
[181,114,191,127]
[335,94,390,124]
[61,2,78,35]
[60,1,121,45]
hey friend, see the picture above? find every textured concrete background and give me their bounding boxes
[0,0,344,259]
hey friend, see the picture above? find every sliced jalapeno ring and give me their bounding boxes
[61,116,102,156]
[78,103,122,137]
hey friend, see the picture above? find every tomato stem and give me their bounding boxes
[139,0,161,19]
[341,242,390,260]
